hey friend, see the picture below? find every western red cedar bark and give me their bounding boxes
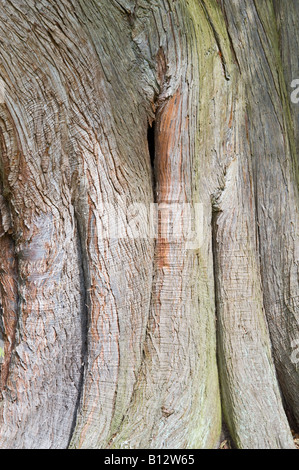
[0,0,297,449]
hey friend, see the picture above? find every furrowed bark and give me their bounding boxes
[0,0,297,450]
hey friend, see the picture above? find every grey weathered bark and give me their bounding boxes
[0,0,297,449]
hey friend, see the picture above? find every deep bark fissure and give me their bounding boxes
[201,2,231,81]
[147,121,157,203]
[67,212,89,446]
[211,206,232,448]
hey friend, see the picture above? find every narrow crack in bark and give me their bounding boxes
[211,205,233,448]
[68,212,89,447]
[148,121,157,203]
[201,1,231,81]
[106,116,158,447]
[217,0,241,73]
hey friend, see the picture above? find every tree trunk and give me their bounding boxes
[0,0,297,449]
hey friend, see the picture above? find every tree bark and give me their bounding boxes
[0,0,297,449]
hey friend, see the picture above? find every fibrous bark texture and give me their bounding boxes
[0,0,297,449]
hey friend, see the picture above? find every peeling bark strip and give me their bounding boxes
[0,0,297,449]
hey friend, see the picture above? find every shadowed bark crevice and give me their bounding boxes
[147,121,157,203]
[211,207,226,449]
[68,213,89,447]
[212,204,237,450]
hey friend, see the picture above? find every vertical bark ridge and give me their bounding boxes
[222,0,299,430]
[107,1,222,449]
[68,0,157,448]
[273,0,299,427]
[0,222,18,393]
[212,81,294,448]
[67,212,89,446]
[0,3,85,448]
[195,0,295,448]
